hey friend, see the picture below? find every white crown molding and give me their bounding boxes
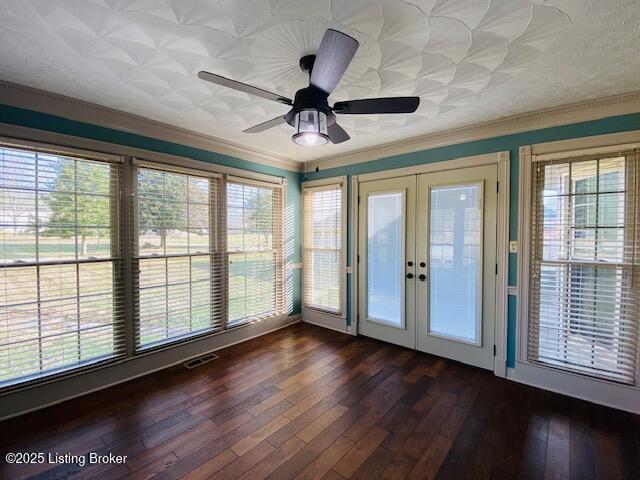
[2,80,639,174]
[316,90,640,171]
[0,81,302,172]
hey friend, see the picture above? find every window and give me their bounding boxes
[527,152,639,384]
[0,138,288,390]
[135,165,221,348]
[227,178,284,326]
[0,145,124,387]
[302,179,346,315]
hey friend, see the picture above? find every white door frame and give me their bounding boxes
[350,151,510,378]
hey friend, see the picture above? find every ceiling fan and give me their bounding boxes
[198,29,420,147]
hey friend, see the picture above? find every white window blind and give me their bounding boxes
[0,145,125,387]
[303,184,344,314]
[226,178,283,326]
[528,151,639,384]
[135,166,221,348]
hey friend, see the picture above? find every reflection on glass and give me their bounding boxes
[429,184,482,343]
[367,192,404,326]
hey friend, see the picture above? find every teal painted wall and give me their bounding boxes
[304,112,640,368]
[0,104,303,315]
[4,104,640,368]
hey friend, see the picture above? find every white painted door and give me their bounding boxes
[358,176,416,349]
[416,165,498,370]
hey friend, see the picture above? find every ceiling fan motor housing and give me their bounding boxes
[285,85,336,127]
[299,54,316,75]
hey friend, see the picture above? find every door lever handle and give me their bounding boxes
[406,273,414,279]
[418,274,426,281]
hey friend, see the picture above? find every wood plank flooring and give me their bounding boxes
[0,323,638,480]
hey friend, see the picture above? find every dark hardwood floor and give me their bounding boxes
[1,323,638,480]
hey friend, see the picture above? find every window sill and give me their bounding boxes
[508,359,640,414]
[0,355,124,396]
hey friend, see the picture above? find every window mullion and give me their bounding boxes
[123,159,137,357]
[217,176,228,331]
[34,153,43,373]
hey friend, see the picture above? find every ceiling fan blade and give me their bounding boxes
[310,29,359,95]
[243,116,287,133]
[333,97,420,114]
[198,71,292,105]
[327,123,350,144]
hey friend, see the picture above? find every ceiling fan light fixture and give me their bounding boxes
[292,109,328,146]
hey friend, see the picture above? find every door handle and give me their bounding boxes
[406,273,414,279]
[418,274,426,281]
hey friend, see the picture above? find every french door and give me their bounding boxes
[358,165,498,370]
[358,176,416,349]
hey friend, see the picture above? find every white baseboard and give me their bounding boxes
[494,358,507,378]
[507,361,640,414]
[301,308,349,334]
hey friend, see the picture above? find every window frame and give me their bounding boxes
[301,176,347,318]
[517,135,640,412]
[0,137,289,392]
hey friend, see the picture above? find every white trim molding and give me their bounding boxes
[0,81,301,172]
[350,174,359,336]
[508,361,640,414]
[494,154,510,378]
[530,129,640,157]
[301,308,349,334]
[355,151,509,182]
[301,175,348,189]
[516,130,640,412]
[316,91,640,171]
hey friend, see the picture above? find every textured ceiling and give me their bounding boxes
[0,0,639,162]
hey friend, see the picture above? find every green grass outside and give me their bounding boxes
[2,233,280,381]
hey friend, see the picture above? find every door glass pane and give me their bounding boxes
[367,192,404,326]
[429,184,482,343]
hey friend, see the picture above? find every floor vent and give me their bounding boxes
[183,352,219,369]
